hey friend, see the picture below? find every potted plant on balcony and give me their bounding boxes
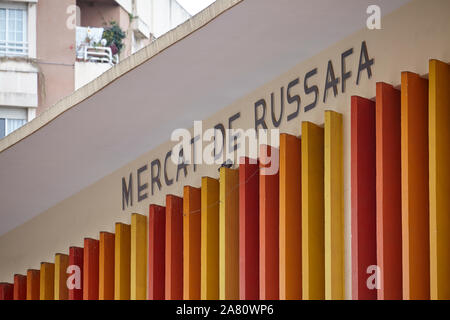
[103,21,126,56]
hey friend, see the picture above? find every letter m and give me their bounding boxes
[122,173,133,210]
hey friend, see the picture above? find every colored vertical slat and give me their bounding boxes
[375,82,402,300]
[429,59,450,300]
[148,205,166,300]
[166,195,183,300]
[183,186,202,300]
[26,269,40,300]
[68,246,83,300]
[351,96,377,300]
[219,167,240,300]
[279,133,302,300]
[0,283,13,300]
[201,177,220,300]
[302,121,325,300]
[259,145,279,300]
[83,238,99,300]
[13,274,27,300]
[40,262,55,300]
[55,253,69,300]
[115,223,131,300]
[131,213,148,300]
[401,72,430,300]
[99,232,115,300]
[324,111,344,300]
[239,157,260,300]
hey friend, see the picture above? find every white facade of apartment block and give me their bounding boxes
[0,0,38,138]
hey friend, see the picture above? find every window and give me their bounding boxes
[0,3,28,57]
[0,118,26,139]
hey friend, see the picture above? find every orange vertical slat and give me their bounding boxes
[115,223,131,300]
[279,133,302,300]
[401,72,430,300]
[26,269,40,300]
[99,232,115,300]
[183,186,201,300]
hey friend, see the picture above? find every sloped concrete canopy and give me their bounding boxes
[0,0,410,235]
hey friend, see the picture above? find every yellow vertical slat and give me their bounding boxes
[201,177,220,300]
[54,254,69,300]
[429,59,450,300]
[40,262,54,300]
[324,111,344,300]
[301,121,325,300]
[219,167,239,300]
[115,223,131,300]
[131,213,147,300]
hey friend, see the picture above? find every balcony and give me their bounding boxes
[76,26,119,65]
[75,26,119,90]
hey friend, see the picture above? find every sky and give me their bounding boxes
[176,0,217,15]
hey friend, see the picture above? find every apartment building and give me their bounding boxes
[0,0,190,139]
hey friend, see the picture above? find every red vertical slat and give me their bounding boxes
[83,238,99,300]
[351,96,377,300]
[148,204,166,300]
[259,145,279,300]
[69,246,84,300]
[165,195,183,300]
[0,283,14,300]
[239,157,260,300]
[13,274,27,300]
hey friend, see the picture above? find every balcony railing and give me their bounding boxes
[0,41,28,57]
[80,46,119,65]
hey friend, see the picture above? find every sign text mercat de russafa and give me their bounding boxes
[121,40,374,211]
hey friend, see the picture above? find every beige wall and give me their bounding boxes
[78,0,120,27]
[1,0,450,299]
[36,0,76,115]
